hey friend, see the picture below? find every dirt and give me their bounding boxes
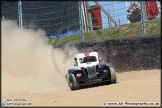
[1,20,161,107]
[2,70,160,107]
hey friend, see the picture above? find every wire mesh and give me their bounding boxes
[1,1,161,45]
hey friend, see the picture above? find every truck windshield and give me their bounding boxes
[82,56,97,63]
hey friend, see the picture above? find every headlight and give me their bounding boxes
[76,73,81,77]
[103,70,107,72]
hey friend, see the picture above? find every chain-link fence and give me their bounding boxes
[2,1,80,37]
[1,1,161,45]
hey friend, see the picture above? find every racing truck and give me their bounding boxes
[65,51,116,90]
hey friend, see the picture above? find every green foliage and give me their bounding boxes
[48,18,161,45]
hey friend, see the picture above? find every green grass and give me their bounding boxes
[48,18,161,45]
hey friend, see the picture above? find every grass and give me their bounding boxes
[48,18,161,45]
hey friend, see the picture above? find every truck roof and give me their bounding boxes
[74,51,98,58]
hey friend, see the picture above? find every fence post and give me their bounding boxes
[78,1,84,42]
[140,1,147,36]
[18,1,23,29]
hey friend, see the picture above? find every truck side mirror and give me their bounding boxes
[99,57,102,62]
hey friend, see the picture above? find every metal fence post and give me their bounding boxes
[18,1,23,29]
[140,1,147,36]
[78,1,84,42]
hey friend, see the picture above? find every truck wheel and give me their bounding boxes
[110,67,116,84]
[65,73,69,85]
[65,69,75,85]
[69,74,79,90]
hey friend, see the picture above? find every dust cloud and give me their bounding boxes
[1,20,78,95]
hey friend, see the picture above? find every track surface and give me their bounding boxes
[2,69,160,107]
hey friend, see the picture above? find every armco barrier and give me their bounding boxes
[54,35,161,72]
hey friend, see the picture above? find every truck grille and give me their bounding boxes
[87,66,97,80]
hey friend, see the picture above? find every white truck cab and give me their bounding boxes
[73,51,100,70]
